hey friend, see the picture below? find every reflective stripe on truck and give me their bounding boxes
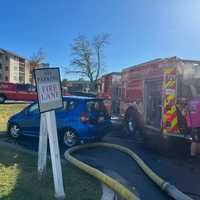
[162,67,178,134]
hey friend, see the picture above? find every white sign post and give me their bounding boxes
[34,68,65,199]
[38,112,48,176]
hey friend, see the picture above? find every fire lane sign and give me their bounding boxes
[34,67,65,198]
[34,68,63,113]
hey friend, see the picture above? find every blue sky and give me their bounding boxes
[1,0,200,79]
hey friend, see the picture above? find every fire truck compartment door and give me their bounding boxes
[145,80,162,128]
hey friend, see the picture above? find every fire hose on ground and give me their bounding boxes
[64,142,193,200]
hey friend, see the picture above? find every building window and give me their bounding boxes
[5,76,8,81]
[0,73,2,80]
[13,76,18,81]
[19,66,25,73]
[5,66,8,71]
[0,63,2,69]
[19,76,25,83]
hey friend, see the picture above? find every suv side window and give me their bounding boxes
[56,100,77,112]
[57,101,67,112]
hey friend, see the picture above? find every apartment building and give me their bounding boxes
[0,48,49,84]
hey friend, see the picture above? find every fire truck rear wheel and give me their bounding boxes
[0,95,6,104]
[125,113,145,144]
[125,110,138,136]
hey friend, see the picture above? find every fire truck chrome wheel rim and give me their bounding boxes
[10,125,20,138]
[64,130,77,147]
[128,120,135,132]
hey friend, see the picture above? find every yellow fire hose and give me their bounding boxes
[64,142,193,200]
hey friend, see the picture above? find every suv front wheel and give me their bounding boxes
[8,124,21,139]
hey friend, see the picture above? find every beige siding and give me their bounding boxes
[0,50,32,84]
[25,60,31,83]
[0,54,9,81]
[9,56,19,83]
[0,49,50,84]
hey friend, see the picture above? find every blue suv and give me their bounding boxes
[7,96,112,147]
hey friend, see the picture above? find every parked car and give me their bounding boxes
[7,96,112,147]
[0,82,37,103]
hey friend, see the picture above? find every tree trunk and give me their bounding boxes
[90,81,98,93]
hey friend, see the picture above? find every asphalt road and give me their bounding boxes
[2,122,200,200]
[74,135,200,200]
[74,143,172,200]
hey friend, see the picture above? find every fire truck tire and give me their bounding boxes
[0,95,6,104]
[125,109,139,136]
[176,107,188,135]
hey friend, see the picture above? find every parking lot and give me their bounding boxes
[1,1,200,199]
[1,116,200,200]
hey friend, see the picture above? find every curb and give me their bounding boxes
[105,170,139,200]
[101,184,115,200]
[101,170,139,200]
[0,140,69,166]
[0,132,7,139]
[0,140,38,156]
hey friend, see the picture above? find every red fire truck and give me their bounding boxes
[98,72,121,115]
[0,82,37,103]
[0,82,72,103]
[120,57,200,139]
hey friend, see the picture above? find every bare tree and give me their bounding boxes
[61,78,68,87]
[29,48,46,84]
[93,34,110,81]
[69,35,94,83]
[66,34,110,91]
[30,48,46,69]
